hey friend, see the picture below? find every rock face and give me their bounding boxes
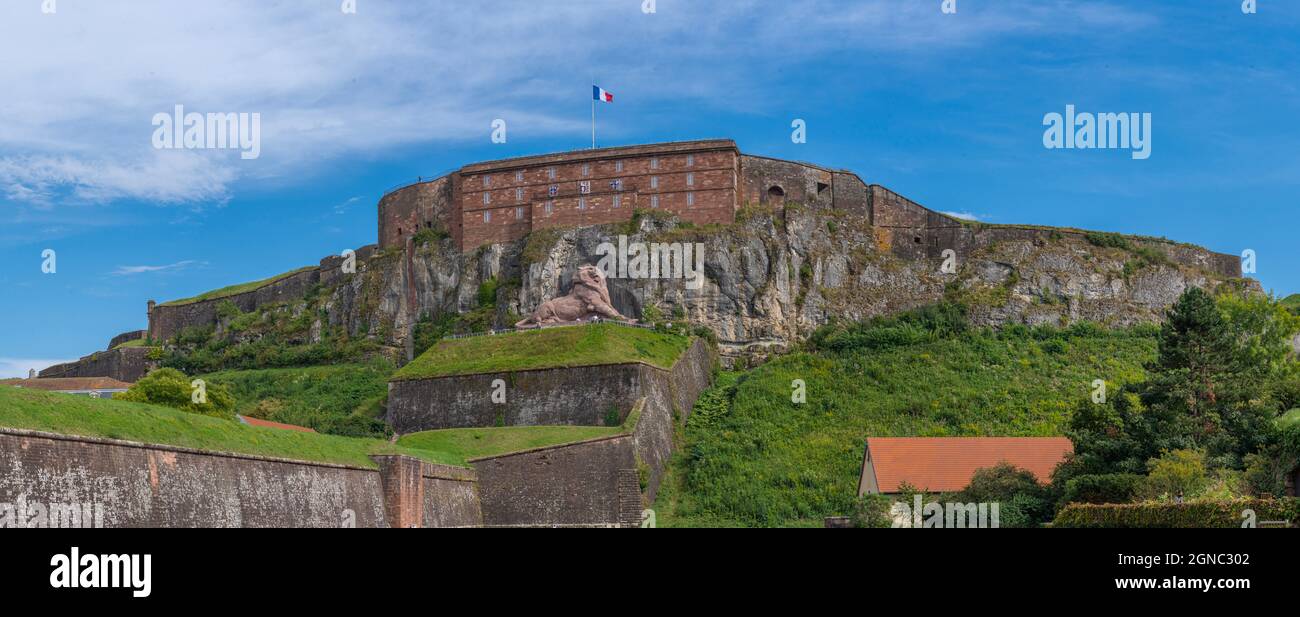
[140,199,1246,367]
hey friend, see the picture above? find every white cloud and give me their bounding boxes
[111,260,202,276]
[0,358,77,380]
[0,0,1155,209]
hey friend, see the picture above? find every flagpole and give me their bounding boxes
[591,88,596,150]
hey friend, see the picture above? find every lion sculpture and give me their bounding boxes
[515,265,629,328]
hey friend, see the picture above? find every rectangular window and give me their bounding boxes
[582,164,591,177]
[545,201,554,215]
[516,207,524,220]
[687,154,695,166]
[516,187,524,202]
[482,192,490,205]
[482,175,491,188]
[578,197,586,210]
[615,160,624,172]
[686,173,695,186]
[651,195,659,208]
[483,210,491,222]
[548,185,558,197]
[515,170,524,182]
[612,194,621,208]
[687,192,695,206]
[650,158,660,170]
[548,167,557,180]
[579,181,591,194]
[650,176,659,189]
[609,179,622,191]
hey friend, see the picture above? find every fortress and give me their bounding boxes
[381,138,969,259]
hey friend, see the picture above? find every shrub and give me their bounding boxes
[115,368,235,419]
[954,462,1052,527]
[1143,449,1208,500]
[1060,473,1143,505]
[1053,498,1300,528]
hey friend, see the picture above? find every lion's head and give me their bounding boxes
[576,264,606,289]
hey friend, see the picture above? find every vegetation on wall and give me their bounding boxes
[157,266,316,307]
[115,367,236,419]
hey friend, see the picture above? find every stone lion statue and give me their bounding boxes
[515,265,629,328]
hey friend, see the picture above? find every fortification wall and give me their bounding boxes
[38,346,155,383]
[378,176,455,250]
[108,330,146,350]
[0,428,481,528]
[386,362,647,433]
[147,267,321,343]
[630,339,715,501]
[471,434,639,527]
[738,154,834,208]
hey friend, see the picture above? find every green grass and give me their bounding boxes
[158,266,316,307]
[110,338,148,350]
[397,425,626,466]
[655,324,1158,527]
[1282,294,1300,315]
[392,323,691,381]
[0,385,461,468]
[201,362,393,438]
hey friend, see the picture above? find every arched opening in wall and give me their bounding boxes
[767,185,785,204]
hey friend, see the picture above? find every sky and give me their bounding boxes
[1,0,1297,377]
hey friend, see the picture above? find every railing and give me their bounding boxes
[383,168,459,195]
[441,318,658,341]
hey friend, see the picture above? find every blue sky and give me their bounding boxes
[2,0,1297,376]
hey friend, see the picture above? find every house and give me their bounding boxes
[0,377,133,399]
[235,415,316,433]
[858,437,1073,495]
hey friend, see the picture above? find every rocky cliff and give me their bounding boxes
[178,199,1243,367]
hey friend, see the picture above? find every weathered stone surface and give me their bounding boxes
[0,429,480,528]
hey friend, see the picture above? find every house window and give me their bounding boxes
[687,192,695,206]
[615,160,624,172]
[516,187,524,202]
[579,181,591,194]
[612,194,621,208]
[650,176,659,189]
[651,195,660,208]
[516,207,524,220]
[609,179,622,191]
[482,192,491,205]
[686,173,695,186]
[578,197,587,210]
[548,167,557,180]
[515,170,524,182]
[482,175,491,188]
[545,201,554,215]
[650,158,660,170]
[687,154,695,166]
[548,185,559,197]
[483,210,491,222]
[582,164,591,177]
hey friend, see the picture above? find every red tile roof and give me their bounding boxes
[0,377,134,391]
[236,415,316,433]
[863,437,1072,493]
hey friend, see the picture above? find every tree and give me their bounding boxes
[115,368,235,419]
[955,462,1052,527]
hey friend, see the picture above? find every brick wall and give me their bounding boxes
[0,428,481,528]
[471,434,637,527]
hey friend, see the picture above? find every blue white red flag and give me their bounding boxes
[593,85,614,103]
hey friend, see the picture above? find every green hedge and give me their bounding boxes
[1054,498,1300,528]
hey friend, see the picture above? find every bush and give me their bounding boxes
[1143,449,1208,500]
[1053,498,1300,528]
[114,368,235,419]
[954,462,1052,527]
[1060,473,1143,505]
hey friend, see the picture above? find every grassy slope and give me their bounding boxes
[397,426,625,466]
[392,323,691,380]
[0,385,458,468]
[654,327,1157,527]
[0,385,632,469]
[201,363,391,435]
[158,266,316,307]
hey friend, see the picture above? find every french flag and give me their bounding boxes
[593,85,614,103]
